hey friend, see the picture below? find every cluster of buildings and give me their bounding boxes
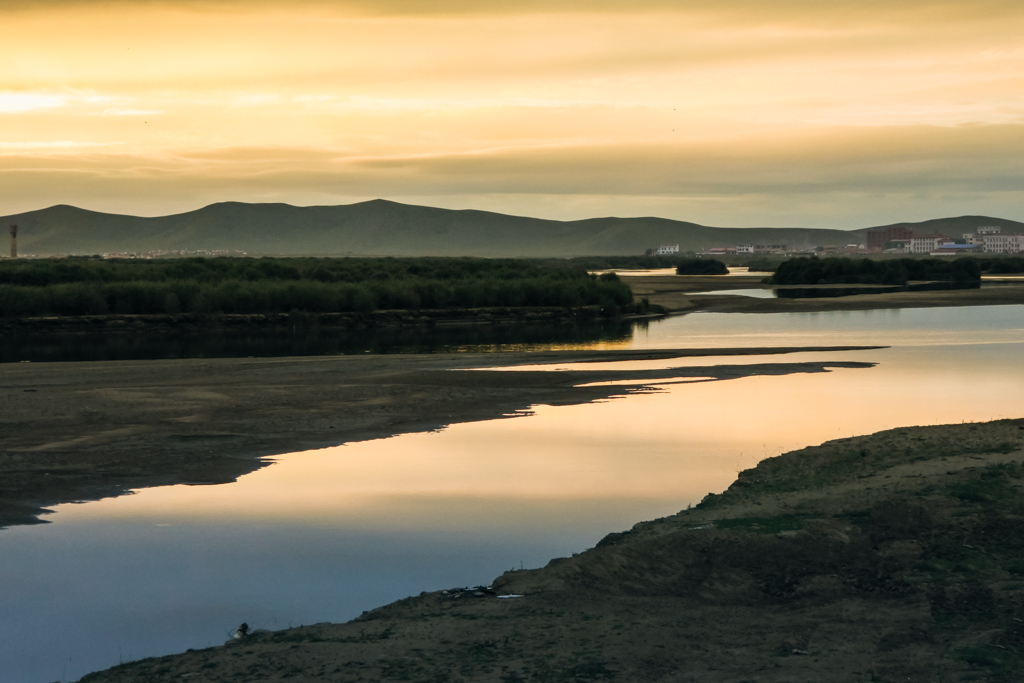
[652,243,805,258]
[695,244,854,257]
[648,242,813,257]
[97,249,248,259]
[869,225,1022,256]
[653,224,1023,260]
[964,226,1023,254]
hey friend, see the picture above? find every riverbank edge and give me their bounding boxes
[0,345,882,530]
[0,303,663,336]
[78,416,1024,682]
[622,273,1024,314]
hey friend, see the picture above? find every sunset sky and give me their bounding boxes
[1,0,1022,227]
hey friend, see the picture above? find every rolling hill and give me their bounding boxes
[2,200,1021,258]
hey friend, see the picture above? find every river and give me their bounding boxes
[2,304,1022,682]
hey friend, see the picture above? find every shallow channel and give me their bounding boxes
[2,305,1023,682]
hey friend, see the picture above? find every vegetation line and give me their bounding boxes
[0,257,633,318]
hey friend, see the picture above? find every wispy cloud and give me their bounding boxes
[0,0,1021,223]
[0,93,68,113]
[0,140,122,150]
[96,109,161,117]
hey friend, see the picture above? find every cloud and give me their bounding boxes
[1,0,1021,226]
[320,124,1024,196]
[1,0,1019,17]
[0,93,68,113]
[0,140,121,149]
[2,123,1022,198]
[3,128,1023,228]
[96,109,161,116]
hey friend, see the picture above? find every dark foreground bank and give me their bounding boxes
[78,417,1024,683]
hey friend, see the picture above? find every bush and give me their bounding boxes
[676,258,728,275]
[770,257,982,285]
[980,257,1024,274]
[0,257,633,317]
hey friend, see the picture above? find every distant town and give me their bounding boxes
[4,216,1022,261]
[649,224,1023,259]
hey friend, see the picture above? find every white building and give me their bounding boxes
[964,226,1023,253]
[736,244,786,255]
[655,244,680,255]
[980,234,1023,254]
[930,243,984,257]
[909,234,952,254]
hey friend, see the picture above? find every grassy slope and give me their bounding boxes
[82,418,1024,682]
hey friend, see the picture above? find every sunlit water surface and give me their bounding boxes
[2,305,1023,682]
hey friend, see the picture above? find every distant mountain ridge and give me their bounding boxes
[2,200,1021,258]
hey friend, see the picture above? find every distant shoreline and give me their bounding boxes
[622,273,1024,313]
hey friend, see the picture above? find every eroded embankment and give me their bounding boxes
[81,418,1024,683]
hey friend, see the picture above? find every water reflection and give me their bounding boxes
[691,288,775,298]
[629,305,1024,349]
[0,320,635,364]
[692,282,982,299]
[1,305,1023,682]
[775,281,981,298]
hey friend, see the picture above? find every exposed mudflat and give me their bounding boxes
[0,345,877,528]
[623,274,1024,313]
[80,418,1024,683]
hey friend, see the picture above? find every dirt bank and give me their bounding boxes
[0,304,653,336]
[81,417,1024,683]
[0,345,878,529]
[623,274,1024,314]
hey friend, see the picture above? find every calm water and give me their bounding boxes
[2,305,1023,682]
[693,282,980,299]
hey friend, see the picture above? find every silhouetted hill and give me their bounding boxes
[861,215,1024,238]
[2,200,1020,257]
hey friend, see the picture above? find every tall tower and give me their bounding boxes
[9,224,16,258]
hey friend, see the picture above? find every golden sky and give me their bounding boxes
[1,0,1022,226]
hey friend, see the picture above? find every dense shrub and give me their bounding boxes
[0,257,633,317]
[980,257,1024,274]
[739,257,782,273]
[770,257,982,286]
[676,258,728,275]
[567,255,682,270]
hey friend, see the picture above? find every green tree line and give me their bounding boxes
[770,257,982,285]
[980,257,1024,274]
[0,257,632,317]
[565,255,682,270]
[675,258,729,275]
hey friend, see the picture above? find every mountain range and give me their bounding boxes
[3,200,1021,258]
